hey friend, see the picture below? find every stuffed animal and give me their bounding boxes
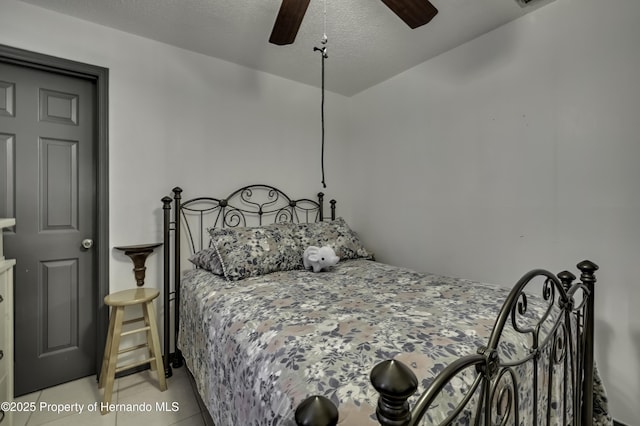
[303,246,340,272]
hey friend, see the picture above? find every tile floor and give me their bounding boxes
[12,367,206,426]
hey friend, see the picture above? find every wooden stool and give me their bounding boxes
[98,288,167,414]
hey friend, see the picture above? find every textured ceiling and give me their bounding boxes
[19,0,555,96]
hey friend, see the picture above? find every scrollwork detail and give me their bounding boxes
[510,275,559,338]
[275,208,294,223]
[490,368,519,426]
[543,277,555,302]
[517,292,528,316]
[552,322,567,364]
[567,283,590,312]
[223,208,245,228]
[239,187,281,216]
[512,292,532,335]
[495,385,514,425]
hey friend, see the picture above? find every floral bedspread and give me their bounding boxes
[178,259,612,425]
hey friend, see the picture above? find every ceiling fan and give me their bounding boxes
[269,0,438,45]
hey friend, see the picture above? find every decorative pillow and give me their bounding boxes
[292,217,374,261]
[188,247,224,275]
[207,223,303,281]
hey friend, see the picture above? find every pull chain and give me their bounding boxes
[314,0,328,188]
[323,0,327,44]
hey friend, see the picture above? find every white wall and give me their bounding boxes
[0,0,351,292]
[0,0,352,364]
[348,0,640,422]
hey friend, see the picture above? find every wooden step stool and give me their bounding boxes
[99,288,167,414]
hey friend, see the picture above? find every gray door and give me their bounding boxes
[0,61,98,396]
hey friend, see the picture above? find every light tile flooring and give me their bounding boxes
[12,367,206,426]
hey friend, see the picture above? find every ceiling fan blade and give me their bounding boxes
[269,0,311,45]
[380,0,438,29]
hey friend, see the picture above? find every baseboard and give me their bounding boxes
[614,420,628,426]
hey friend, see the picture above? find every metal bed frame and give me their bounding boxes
[161,184,599,426]
[161,184,335,378]
[296,262,599,426]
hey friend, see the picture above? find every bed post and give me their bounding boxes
[330,200,336,221]
[161,196,173,378]
[295,395,339,426]
[370,359,419,426]
[172,187,184,368]
[557,270,576,291]
[578,260,598,425]
[558,269,578,421]
[318,192,324,221]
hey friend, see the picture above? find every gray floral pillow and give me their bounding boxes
[292,217,374,261]
[208,223,303,281]
[188,247,224,275]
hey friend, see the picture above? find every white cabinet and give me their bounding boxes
[0,218,15,425]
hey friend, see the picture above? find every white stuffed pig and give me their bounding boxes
[303,246,340,272]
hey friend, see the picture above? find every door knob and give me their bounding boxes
[81,238,94,249]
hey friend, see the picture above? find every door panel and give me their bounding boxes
[0,133,14,219]
[0,80,15,117]
[0,61,97,396]
[41,259,78,353]
[40,137,78,229]
[39,89,78,126]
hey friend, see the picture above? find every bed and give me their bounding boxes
[160,184,612,425]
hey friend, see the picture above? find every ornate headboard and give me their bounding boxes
[160,184,336,376]
[163,184,335,256]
